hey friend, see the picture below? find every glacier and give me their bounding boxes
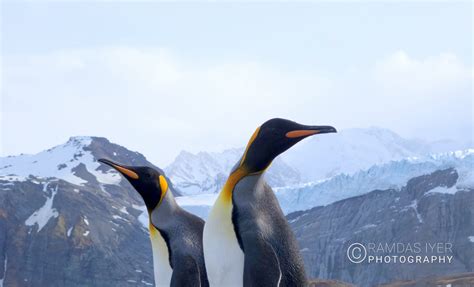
[177,149,474,217]
[275,149,473,213]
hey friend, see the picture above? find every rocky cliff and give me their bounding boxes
[289,168,474,286]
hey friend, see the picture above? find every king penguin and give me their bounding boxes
[98,159,209,287]
[203,118,336,287]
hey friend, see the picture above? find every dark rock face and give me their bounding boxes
[0,179,154,287]
[379,272,474,287]
[289,168,474,286]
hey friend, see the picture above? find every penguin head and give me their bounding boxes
[240,118,337,173]
[98,159,168,212]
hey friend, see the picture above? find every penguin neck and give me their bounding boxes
[149,190,180,231]
[221,162,266,202]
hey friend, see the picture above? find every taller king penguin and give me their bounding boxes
[203,118,336,287]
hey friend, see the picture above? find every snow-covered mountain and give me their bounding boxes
[0,136,179,195]
[165,148,301,195]
[281,126,470,182]
[1,137,120,186]
[176,149,474,217]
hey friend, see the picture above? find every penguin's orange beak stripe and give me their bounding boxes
[286,130,320,138]
[111,164,139,179]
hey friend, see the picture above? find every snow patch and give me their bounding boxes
[83,216,89,226]
[132,205,149,230]
[67,227,73,237]
[406,200,424,224]
[0,255,7,287]
[83,230,90,237]
[468,236,474,243]
[112,215,129,222]
[361,224,377,229]
[25,184,59,232]
[426,186,458,195]
[0,175,26,182]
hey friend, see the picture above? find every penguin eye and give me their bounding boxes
[147,173,153,179]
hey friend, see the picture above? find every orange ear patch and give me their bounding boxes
[286,130,319,138]
[159,175,168,192]
[113,165,139,179]
[158,175,169,205]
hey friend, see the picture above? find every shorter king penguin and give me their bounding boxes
[99,159,209,287]
[203,118,336,287]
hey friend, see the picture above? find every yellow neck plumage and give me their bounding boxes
[219,126,267,203]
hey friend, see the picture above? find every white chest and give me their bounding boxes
[149,225,173,287]
[203,194,244,287]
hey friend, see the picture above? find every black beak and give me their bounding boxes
[286,125,337,138]
[308,125,337,134]
[98,158,139,179]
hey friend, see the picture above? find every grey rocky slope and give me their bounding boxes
[289,168,474,286]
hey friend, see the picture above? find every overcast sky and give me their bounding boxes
[1,2,472,166]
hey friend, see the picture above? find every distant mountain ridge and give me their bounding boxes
[165,127,471,197]
[164,148,301,195]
